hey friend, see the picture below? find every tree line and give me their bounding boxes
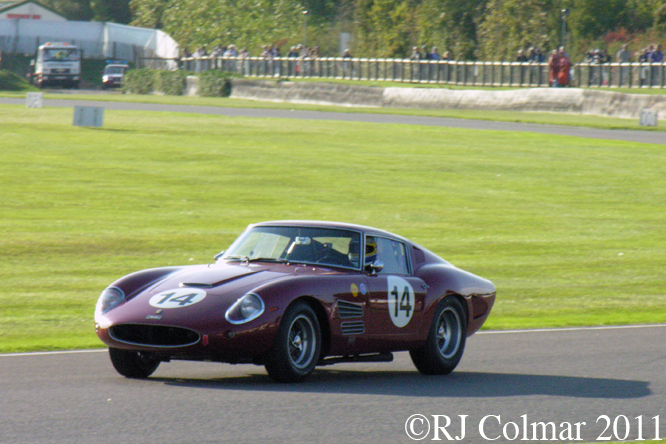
[43,0,666,60]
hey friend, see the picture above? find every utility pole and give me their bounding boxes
[303,11,309,48]
[561,8,570,49]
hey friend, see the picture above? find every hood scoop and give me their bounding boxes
[177,267,267,289]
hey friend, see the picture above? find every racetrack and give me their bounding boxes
[2,325,665,443]
[1,96,665,145]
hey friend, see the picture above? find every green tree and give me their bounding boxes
[564,0,631,40]
[130,0,170,29]
[417,0,487,59]
[135,0,305,53]
[477,0,558,60]
[353,0,416,57]
[91,0,132,23]
[41,0,94,20]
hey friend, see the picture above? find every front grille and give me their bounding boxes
[337,300,364,318]
[51,68,70,74]
[341,320,365,335]
[109,324,200,347]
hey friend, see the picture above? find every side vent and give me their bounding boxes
[341,320,365,335]
[337,300,364,319]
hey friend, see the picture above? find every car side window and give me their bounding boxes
[366,236,410,275]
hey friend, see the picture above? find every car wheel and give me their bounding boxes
[410,296,467,375]
[265,301,321,383]
[108,347,160,379]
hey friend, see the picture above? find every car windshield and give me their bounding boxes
[105,66,127,74]
[223,226,361,269]
[43,48,79,61]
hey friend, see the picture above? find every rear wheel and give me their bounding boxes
[108,347,160,379]
[265,301,321,383]
[410,296,467,375]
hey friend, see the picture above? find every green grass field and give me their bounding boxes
[1,101,665,353]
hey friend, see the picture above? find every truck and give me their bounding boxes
[30,42,81,89]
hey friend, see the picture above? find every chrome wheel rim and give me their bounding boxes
[436,306,462,359]
[288,314,316,370]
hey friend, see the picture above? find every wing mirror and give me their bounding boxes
[365,260,384,275]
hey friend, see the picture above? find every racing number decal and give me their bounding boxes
[387,276,414,328]
[149,288,207,309]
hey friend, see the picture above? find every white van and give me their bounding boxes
[30,42,81,88]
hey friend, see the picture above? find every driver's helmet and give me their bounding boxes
[365,237,377,265]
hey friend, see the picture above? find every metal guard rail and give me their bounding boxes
[143,56,666,89]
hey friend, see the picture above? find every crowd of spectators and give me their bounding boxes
[409,45,452,61]
[182,41,665,65]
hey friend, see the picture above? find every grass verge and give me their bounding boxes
[1,103,665,352]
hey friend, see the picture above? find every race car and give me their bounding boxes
[95,221,496,382]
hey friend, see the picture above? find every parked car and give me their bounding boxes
[95,221,496,382]
[102,61,129,89]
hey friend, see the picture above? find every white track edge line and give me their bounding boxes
[2,324,665,357]
[477,323,666,335]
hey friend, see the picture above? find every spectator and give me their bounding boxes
[442,50,452,61]
[430,46,441,60]
[649,44,663,63]
[516,49,528,62]
[548,49,560,86]
[288,46,299,58]
[617,44,631,63]
[528,47,544,63]
[223,45,238,57]
[410,46,421,60]
[557,47,570,87]
[342,48,353,78]
[421,44,430,60]
[617,44,631,86]
[211,45,224,58]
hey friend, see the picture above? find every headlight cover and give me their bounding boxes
[225,293,265,324]
[96,287,125,315]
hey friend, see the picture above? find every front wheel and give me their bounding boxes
[410,296,467,375]
[265,301,321,383]
[108,347,160,379]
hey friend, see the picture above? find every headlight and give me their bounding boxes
[103,75,109,82]
[96,287,125,315]
[225,293,265,324]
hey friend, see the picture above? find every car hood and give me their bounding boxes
[147,262,292,296]
[98,262,346,326]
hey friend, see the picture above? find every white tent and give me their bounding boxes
[0,19,179,64]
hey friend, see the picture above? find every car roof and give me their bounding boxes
[251,220,411,243]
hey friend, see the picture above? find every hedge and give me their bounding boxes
[122,68,186,95]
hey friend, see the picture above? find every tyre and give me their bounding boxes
[410,296,467,375]
[108,347,160,379]
[265,301,321,383]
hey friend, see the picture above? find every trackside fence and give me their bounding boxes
[144,56,666,89]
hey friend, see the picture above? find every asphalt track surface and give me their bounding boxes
[2,97,665,443]
[1,325,665,444]
[1,96,665,145]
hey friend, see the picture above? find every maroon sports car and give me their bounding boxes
[95,221,495,382]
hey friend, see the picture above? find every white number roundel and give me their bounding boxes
[149,288,207,309]
[387,276,414,328]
